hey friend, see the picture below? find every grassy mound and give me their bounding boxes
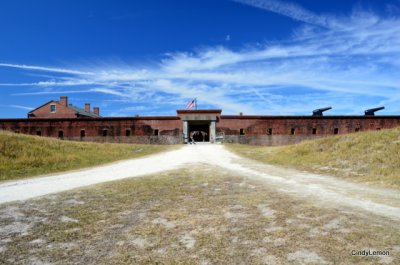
[227,127,400,188]
[0,130,175,181]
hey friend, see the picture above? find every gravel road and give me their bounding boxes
[1,144,399,220]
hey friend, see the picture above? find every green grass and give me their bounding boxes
[0,130,176,181]
[226,127,400,189]
[1,167,398,264]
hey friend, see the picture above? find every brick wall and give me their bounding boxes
[218,116,400,136]
[1,114,400,146]
[217,115,400,145]
[0,117,183,144]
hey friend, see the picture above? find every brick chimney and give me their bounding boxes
[93,107,99,116]
[85,103,90,113]
[59,96,68,107]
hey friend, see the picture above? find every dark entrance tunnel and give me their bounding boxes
[188,122,210,142]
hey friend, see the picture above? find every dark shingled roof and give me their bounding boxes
[68,104,100,118]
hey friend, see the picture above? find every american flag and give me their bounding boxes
[186,98,196,109]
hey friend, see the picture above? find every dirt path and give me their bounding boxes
[1,144,399,220]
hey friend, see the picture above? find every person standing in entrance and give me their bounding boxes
[190,131,196,144]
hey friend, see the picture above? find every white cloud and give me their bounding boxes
[12,90,91,96]
[0,79,95,87]
[0,104,34,111]
[0,63,93,75]
[233,0,330,27]
[2,1,400,115]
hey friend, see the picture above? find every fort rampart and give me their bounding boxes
[1,112,400,146]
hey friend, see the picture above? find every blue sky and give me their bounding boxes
[0,0,399,117]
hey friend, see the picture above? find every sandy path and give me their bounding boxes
[1,144,399,220]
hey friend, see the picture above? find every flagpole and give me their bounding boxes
[195,98,197,110]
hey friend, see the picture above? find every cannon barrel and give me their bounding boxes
[312,106,332,116]
[364,106,384,116]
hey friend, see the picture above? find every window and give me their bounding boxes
[312,128,317,135]
[36,130,42,136]
[267,128,272,135]
[239,128,245,135]
[50,104,56,113]
[334,128,339,134]
[80,129,85,138]
[126,129,131,137]
[58,130,64,139]
[154,129,159,136]
[355,128,360,132]
[103,129,108,137]
[290,128,296,135]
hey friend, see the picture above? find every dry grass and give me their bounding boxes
[0,130,175,182]
[226,127,400,189]
[0,167,398,264]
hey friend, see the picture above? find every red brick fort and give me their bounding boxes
[1,96,400,145]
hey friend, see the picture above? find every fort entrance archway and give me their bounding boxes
[177,110,221,144]
[188,122,210,142]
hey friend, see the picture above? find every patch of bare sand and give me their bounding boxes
[287,249,329,264]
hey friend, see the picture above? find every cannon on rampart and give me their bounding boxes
[312,107,332,116]
[364,106,385,116]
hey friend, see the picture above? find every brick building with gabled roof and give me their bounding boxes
[27,96,100,119]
